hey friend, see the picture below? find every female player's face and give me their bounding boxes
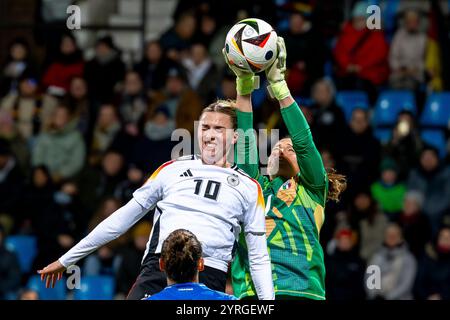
[198,112,237,165]
[268,138,300,179]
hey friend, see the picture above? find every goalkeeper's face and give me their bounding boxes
[268,138,300,179]
[198,111,237,165]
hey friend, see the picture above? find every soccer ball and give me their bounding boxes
[224,18,278,73]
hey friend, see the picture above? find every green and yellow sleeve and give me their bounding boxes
[281,101,328,205]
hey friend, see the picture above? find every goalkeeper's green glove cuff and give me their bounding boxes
[236,75,260,96]
[267,80,290,101]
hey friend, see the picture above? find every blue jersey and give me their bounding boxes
[146,283,237,300]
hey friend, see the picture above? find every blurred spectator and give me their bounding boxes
[218,73,237,100]
[0,110,30,173]
[15,166,55,234]
[182,42,219,104]
[77,150,126,213]
[311,0,345,42]
[0,38,37,97]
[0,139,24,219]
[41,33,84,94]
[370,157,406,220]
[84,244,121,277]
[32,104,86,183]
[160,12,197,61]
[281,11,326,96]
[415,226,450,300]
[18,289,39,300]
[338,108,381,202]
[407,146,450,235]
[356,191,388,261]
[384,111,422,180]
[117,71,148,128]
[32,181,85,270]
[86,197,130,249]
[193,14,218,49]
[87,197,122,233]
[135,40,170,93]
[1,75,40,141]
[310,78,347,154]
[90,104,122,166]
[65,77,92,138]
[325,228,366,300]
[114,164,145,204]
[148,67,203,135]
[84,36,126,105]
[333,1,389,103]
[366,223,417,300]
[389,9,427,91]
[144,105,175,142]
[0,224,21,300]
[116,221,151,297]
[399,191,431,259]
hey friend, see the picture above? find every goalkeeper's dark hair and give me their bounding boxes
[326,167,347,202]
[160,229,202,283]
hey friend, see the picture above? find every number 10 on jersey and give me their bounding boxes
[194,179,221,201]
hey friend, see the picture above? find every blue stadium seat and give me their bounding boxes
[27,275,67,300]
[421,129,447,159]
[374,128,392,145]
[5,235,37,273]
[252,79,267,109]
[335,90,370,122]
[73,276,115,300]
[420,92,450,128]
[294,96,313,107]
[373,91,417,127]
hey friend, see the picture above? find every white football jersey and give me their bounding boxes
[133,155,266,272]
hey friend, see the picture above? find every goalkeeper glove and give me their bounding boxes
[266,37,290,101]
[222,48,259,96]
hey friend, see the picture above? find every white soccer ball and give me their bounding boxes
[224,18,278,73]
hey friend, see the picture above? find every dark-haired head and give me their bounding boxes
[159,229,204,284]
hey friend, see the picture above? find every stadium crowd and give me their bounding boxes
[1,0,450,300]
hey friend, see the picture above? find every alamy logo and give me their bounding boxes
[66,265,81,289]
[66,5,81,30]
[366,5,381,30]
[366,265,381,290]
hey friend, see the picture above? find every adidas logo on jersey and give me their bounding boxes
[180,169,193,177]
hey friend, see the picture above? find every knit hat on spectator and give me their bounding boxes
[352,1,368,18]
[380,157,398,173]
[404,190,425,209]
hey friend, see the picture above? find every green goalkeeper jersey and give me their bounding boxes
[232,101,328,300]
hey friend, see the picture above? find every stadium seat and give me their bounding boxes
[4,235,37,273]
[420,92,450,128]
[335,90,370,122]
[252,79,267,109]
[73,276,115,300]
[374,128,392,145]
[295,96,313,107]
[373,90,417,127]
[27,275,67,300]
[421,129,447,159]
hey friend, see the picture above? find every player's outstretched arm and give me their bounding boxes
[222,49,260,179]
[37,198,150,288]
[266,38,327,199]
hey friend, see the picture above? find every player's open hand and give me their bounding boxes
[222,48,258,96]
[222,48,253,79]
[37,260,66,288]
